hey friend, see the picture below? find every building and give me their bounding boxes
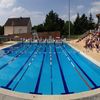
[4,17,32,35]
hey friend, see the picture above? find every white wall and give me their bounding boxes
[27,20,32,33]
[4,27,14,35]
[14,26,27,34]
[4,26,28,35]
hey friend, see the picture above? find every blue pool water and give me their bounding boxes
[0,42,100,95]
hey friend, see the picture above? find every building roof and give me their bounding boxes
[4,17,31,26]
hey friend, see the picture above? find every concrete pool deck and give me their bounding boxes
[0,41,18,49]
[67,39,100,63]
[0,87,100,100]
[0,40,100,100]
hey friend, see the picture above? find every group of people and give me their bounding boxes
[84,32,100,53]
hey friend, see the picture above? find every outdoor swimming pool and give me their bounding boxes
[0,42,100,95]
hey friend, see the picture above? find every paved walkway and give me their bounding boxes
[0,41,17,49]
[67,39,100,62]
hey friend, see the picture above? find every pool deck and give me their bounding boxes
[0,41,100,100]
[0,41,18,49]
[0,87,100,100]
[67,39,100,63]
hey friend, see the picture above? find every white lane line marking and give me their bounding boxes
[29,62,31,66]
[50,55,52,57]
[60,47,68,57]
[67,57,70,61]
[50,62,52,65]
[71,62,75,68]
[65,53,68,57]
[32,58,34,61]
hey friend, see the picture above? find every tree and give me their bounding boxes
[32,24,45,32]
[74,13,91,35]
[74,13,82,34]
[87,13,95,30]
[44,10,64,33]
[79,14,88,33]
[62,21,74,36]
[57,18,65,32]
[32,11,96,37]
[0,26,4,35]
[32,10,65,35]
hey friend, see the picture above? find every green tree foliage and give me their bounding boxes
[32,11,96,36]
[80,14,88,33]
[62,21,74,36]
[74,13,81,34]
[74,13,88,34]
[0,26,4,35]
[73,13,95,35]
[44,10,64,32]
[32,24,45,32]
[88,13,95,30]
[33,10,65,35]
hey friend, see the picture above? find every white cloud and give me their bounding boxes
[60,15,67,21]
[0,0,99,26]
[0,0,16,8]
[89,1,100,14]
[11,7,45,25]
[71,14,77,22]
[60,14,77,22]
[88,1,100,22]
[77,5,84,10]
[12,7,25,13]
[0,0,46,25]
[92,1,100,6]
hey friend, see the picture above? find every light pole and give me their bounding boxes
[68,0,70,39]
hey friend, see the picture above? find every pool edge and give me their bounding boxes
[66,42,100,67]
[0,88,100,100]
[0,41,18,50]
[0,42,100,100]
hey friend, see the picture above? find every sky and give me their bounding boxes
[0,0,100,26]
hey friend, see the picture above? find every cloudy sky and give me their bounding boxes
[0,0,100,26]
